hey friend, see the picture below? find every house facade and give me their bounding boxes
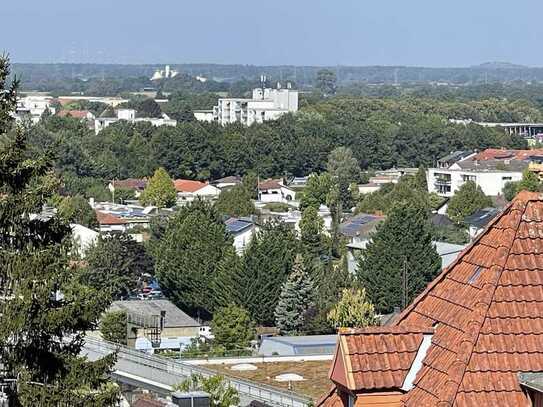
[94,108,177,134]
[319,191,543,406]
[427,149,543,197]
[258,179,296,204]
[174,179,221,204]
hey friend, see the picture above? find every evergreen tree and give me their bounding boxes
[299,206,327,260]
[315,69,337,96]
[81,233,154,300]
[358,201,441,314]
[327,288,377,329]
[0,56,118,405]
[211,247,244,310]
[214,184,255,217]
[139,167,176,208]
[153,200,232,316]
[100,311,128,345]
[413,166,428,191]
[239,221,298,325]
[274,255,316,334]
[447,180,493,224]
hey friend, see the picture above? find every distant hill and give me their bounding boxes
[474,62,528,70]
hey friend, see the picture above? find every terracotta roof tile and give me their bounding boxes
[111,178,147,190]
[321,191,543,406]
[95,210,127,225]
[173,179,206,193]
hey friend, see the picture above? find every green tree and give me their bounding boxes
[315,69,337,96]
[100,311,128,345]
[327,147,360,211]
[139,167,176,208]
[274,255,315,334]
[214,184,255,217]
[447,181,493,224]
[211,247,244,310]
[413,167,428,191]
[174,374,240,407]
[81,233,154,299]
[153,201,232,316]
[0,56,118,406]
[299,206,327,260]
[327,288,377,329]
[299,172,333,210]
[518,168,541,192]
[56,194,98,228]
[239,221,299,325]
[503,180,521,201]
[211,304,255,351]
[358,201,441,314]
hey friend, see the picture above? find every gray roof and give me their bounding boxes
[519,372,543,393]
[438,151,473,164]
[109,299,199,328]
[464,208,500,228]
[340,214,385,238]
[262,335,337,347]
[456,157,528,172]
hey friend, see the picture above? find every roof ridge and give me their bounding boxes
[440,198,528,406]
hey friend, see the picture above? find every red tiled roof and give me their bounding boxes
[111,178,147,190]
[173,179,206,193]
[330,326,433,391]
[95,210,127,225]
[57,110,90,119]
[473,148,543,161]
[258,179,283,190]
[321,191,543,406]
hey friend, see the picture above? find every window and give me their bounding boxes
[502,176,512,181]
[348,395,356,407]
[462,174,477,182]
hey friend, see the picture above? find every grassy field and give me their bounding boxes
[207,360,332,400]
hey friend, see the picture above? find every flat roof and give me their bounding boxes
[262,335,337,347]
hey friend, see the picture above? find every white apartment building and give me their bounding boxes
[427,149,536,197]
[94,108,177,134]
[200,86,298,126]
[15,96,56,123]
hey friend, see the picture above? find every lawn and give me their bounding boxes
[206,360,332,401]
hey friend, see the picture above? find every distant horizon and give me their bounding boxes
[8,60,541,70]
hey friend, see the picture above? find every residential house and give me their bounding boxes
[174,179,221,204]
[108,299,200,353]
[464,207,500,240]
[95,210,128,233]
[319,191,543,407]
[94,108,177,134]
[108,178,148,198]
[211,175,242,190]
[70,224,99,258]
[258,179,296,204]
[225,217,257,254]
[427,148,543,197]
[340,214,386,273]
[57,109,95,121]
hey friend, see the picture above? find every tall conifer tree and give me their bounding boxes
[358,200,441,314]
[0,55,118,406]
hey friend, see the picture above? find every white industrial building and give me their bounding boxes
[14,96,56,123]
[426,149,539,197]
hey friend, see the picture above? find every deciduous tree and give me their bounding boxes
[139,167,176,208]
[447,180,493,224]
[211,304,255,351]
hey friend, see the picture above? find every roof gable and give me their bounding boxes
[322,191,543,407]
[173,179,207,193]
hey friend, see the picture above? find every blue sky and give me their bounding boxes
[3,0,542,66]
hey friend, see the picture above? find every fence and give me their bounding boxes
[83,337,312,407]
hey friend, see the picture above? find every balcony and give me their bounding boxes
[434,178,451,186]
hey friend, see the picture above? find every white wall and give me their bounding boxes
[427,168,522,197]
